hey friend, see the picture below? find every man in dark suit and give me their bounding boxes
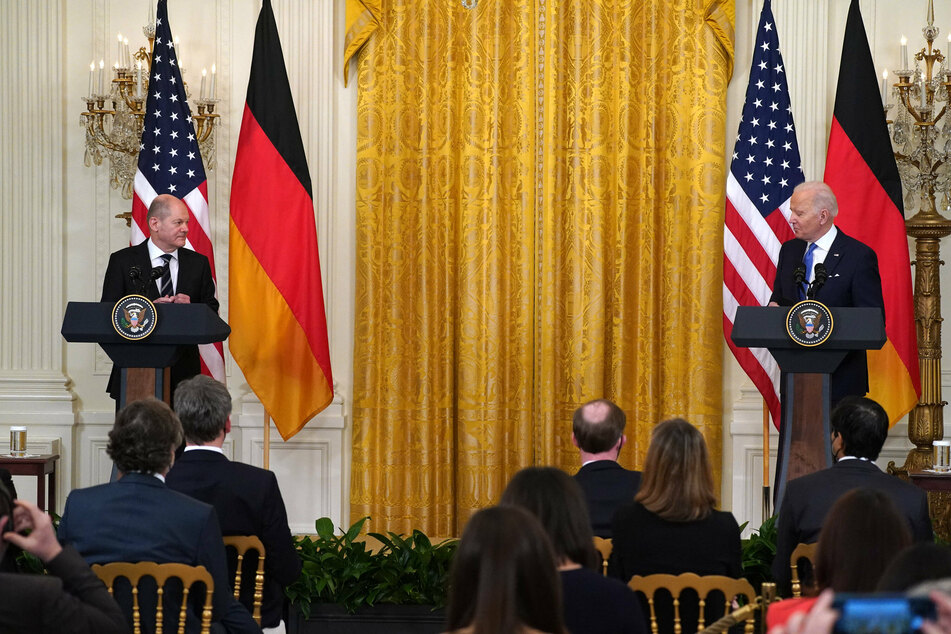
[0,490,127,633]
[571,399,641,538]
[58,399,261,634]
[166,376,300,631]
[771,396,932,594]
[101,194,219,401]
[769,181,884,403]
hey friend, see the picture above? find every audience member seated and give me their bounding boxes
[610,418,742,633]
[772,396,931,594]
[766,487,911,630]
[0,484,127,633]
[571,399,641,538]
[500,466,646,634]
[876,543,951,593]
[444,505,566,634]
[166,375,301,632]
[0,468,16,499]
[58,399,261,634]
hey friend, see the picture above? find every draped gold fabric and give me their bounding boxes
[349,0,734,536]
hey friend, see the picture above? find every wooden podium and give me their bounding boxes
[731,305,885,503]
[61,302,230,406]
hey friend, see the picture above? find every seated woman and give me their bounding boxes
[500,466,647,634]
[610,418,742,632]
[445,505,566,634]
[766,487,912,629]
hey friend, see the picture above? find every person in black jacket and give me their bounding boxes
[0,485,127,634]
[571,399,641,538]
[166,375,300,631]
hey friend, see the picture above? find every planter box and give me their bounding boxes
[287,603,446,634]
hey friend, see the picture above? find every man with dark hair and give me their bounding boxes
[0,489,127,633]
[771,396,932,593]
[101,194,218,401]
[166,375,300,633]
[571,399,641,538]
[58,399,261,634]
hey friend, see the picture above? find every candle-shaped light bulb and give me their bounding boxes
[98,59,105,95]
[881,69,888,104]
[88,60,95,97]
[210,63,216,99]
[200,68,207,100]
[947,34,950,67]
[921,71,927,107]
[136,61,143,98]
[901,36,909,69]
[117,33,123,67]
[123,37,129,68]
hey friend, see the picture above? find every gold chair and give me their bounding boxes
[593,537,613,576]
[92,561,214,634]
[629,572,758,634]
[789,542,817,599]
[223,535,266,625]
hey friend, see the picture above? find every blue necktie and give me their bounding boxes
[159,253,173,297]
[801,242,817,300]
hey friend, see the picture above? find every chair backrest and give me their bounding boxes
[629,572,758,634]
[92,561,214,634]
[789,542,817,599]
[592,537,613,576]
[223,534,266,625]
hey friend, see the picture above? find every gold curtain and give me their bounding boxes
[349,0,734,536]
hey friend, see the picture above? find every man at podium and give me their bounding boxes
[769,181,884,404]
[767,181,884,500]
[101,194,218,401]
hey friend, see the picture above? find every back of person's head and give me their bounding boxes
[830,396,888,460]
[0,480,17,570]
[814,488,911,593]
[446,506,565,634]
[876,543,951,592]
[572,399,626,454]
[635,418,716,521]
[499,466,598,570]
[173,375,232,444]
[108,399,183,475]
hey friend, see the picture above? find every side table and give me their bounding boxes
[0,454,59,513]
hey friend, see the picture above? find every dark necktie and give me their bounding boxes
[159,253,173,297]
[801,242,817,300]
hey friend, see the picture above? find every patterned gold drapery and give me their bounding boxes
[348,0,734,536]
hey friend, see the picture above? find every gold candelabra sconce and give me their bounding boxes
[80,21,220,206]
[885,0,951,540]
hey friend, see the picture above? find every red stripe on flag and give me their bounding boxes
[724,258,761,308]
[725,200,778,285]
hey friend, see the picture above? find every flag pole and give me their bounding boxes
[263,411,271,470]
[762,401,772,520]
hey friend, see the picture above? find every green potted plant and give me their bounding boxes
[285,516,458,634]
[741,514,777,592]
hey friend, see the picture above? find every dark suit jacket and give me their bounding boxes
[573,461,642,538]
[0,545,128,634]
[771,459,933,592]
[610,502,742,634]
[0,468,15,499]
[769,229,884,402]
[166,450,301,628]
[101,240,219,399]
[58,473,260,634]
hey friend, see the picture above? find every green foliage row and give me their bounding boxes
[740,514,777,592]
[284,516,459,618]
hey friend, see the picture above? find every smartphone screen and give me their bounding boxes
[832,594,936,634]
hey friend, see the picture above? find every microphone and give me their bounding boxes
[807,263,828,299]
[793,264,806,287]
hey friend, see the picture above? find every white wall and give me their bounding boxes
[0,0,946,535]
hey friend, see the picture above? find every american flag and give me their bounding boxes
[723,0,803,426]
[130,0,224,382]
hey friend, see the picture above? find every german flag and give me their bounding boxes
[824,0,919,424]
[229,0,333,440]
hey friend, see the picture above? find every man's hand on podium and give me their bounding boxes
[154,294,192,304]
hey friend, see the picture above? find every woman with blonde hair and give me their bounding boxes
[611,418,742,632]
